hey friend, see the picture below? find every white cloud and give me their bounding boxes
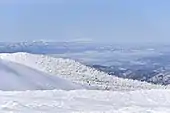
[67,38,93,42]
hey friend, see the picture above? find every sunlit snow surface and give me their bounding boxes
[0,52,167,91]
[0,52,169,113]
[0,89,169,113]
[0,59,83,91]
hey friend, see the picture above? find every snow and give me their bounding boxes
[0,59,83,91]
[0,52,168,90]
[0,52,169,112]
[0,89,169,113]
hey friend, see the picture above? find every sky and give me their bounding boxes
[0,0,170,44]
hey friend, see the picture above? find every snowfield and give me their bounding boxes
[0,89,170,113]
[0,52,168,90]
[0,59,83,91]
[0,52,170,113]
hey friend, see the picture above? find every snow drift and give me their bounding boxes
[0,89,170,113]
[0,59,83,91]
[0,52,168,90]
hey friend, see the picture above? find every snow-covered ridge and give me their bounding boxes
[0,59,83,91]
[0,52,168,90]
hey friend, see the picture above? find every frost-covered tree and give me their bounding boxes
[0,52,168,91]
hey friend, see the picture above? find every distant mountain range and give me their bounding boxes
[90,56,170,85]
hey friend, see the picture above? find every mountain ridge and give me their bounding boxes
[0,52,168,91]
[0,58,83,91]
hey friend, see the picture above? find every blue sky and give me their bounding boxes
[0,0,170,44]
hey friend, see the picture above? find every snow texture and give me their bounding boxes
[0,52,169,113]
[0,89,169,113]
[0,59,83,91]
[0,52,168,91]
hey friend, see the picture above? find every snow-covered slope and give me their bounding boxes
[0,52,167,90]
[0,89,170,113]
[0,59,83,91]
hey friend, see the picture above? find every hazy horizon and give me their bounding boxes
[0,0,170,44]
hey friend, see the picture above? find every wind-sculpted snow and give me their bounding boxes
[0,89,170,113]
[0,59,83,91]
[0,52,168,90]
